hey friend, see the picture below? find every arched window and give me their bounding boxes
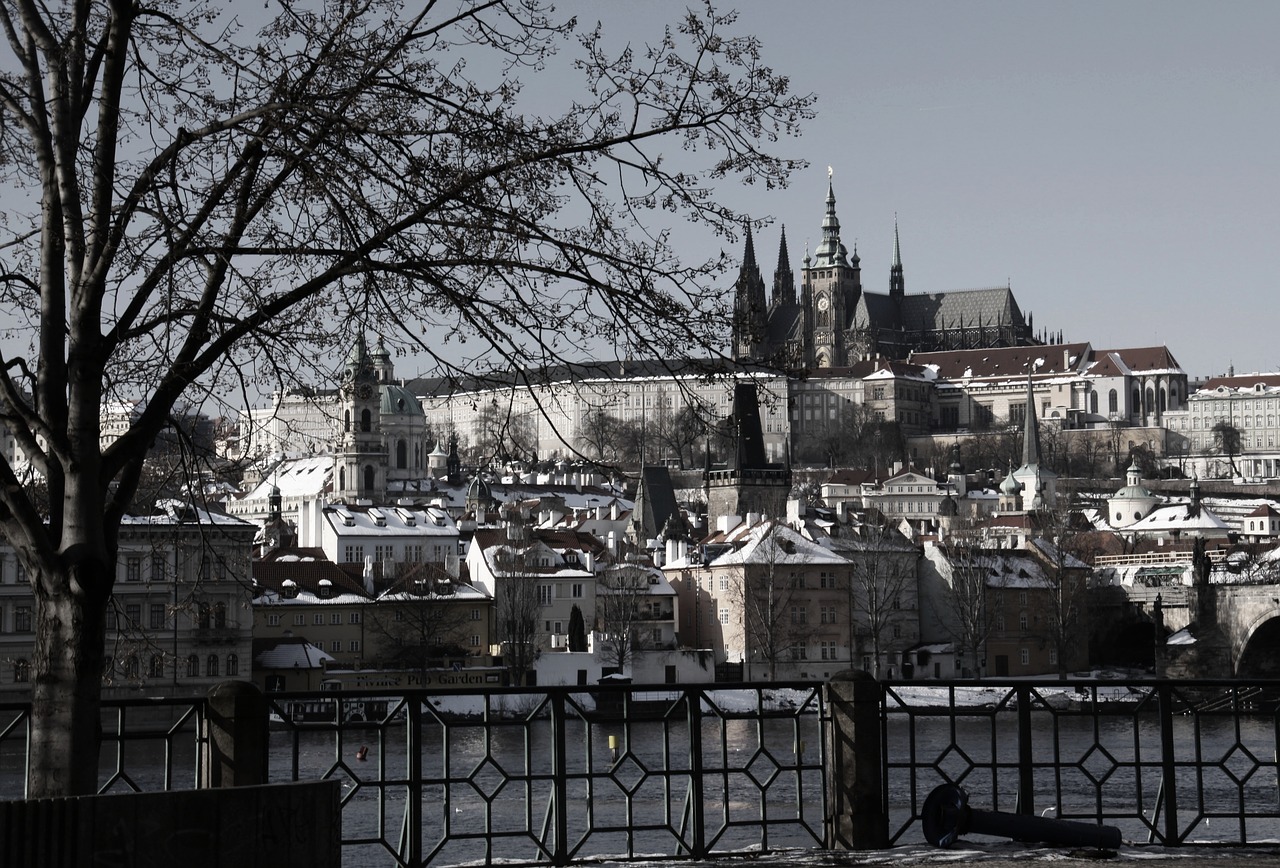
[338,467,346,491]
[187,654,199,677]
[14,659,29,683]
[360,409,372,432]
[1159,387,1167,413]
[396,439,408,469]
[1108,390,1118,414]
[1145,387,1155,414]
[207,654,219,678]
[1132,388,1141,413]
[149,655,165,678]
[227,654,239,677]
[344,410,351,432]
[1090,392,1098,415]
[363,465,375,492]
[124,656,139,679]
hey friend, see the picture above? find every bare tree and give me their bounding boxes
[1033,510,1094,679]
[0,1,811,794]
[729,522,811,679]
[651,403,705,470]
[367,569,476,681]
[578,408,623,465]
[596,564,661,674]
[932,530,1003,679]
[844,523,919,678]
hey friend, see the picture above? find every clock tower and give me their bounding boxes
[802,173,860,368]
[334,334,387,502]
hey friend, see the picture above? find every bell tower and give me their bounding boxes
[334,334,386,502]
[801,170,860,368]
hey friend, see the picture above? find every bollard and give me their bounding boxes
[922,783,1122,850]
[204,679,269,787]
[824,669,888,849]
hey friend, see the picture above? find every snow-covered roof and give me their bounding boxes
[253,638,335,669]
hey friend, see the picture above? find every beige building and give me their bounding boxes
[0,505,257,698]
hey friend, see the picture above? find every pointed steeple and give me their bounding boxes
[773,225,795,306]
[812,171,850,268]
[889,216,905,299]
[732,220,768,361]
[1021,368,1042,468]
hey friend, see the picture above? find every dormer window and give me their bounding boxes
[318,579,333,599]
[369,508,386,527]
[281,580,299,600]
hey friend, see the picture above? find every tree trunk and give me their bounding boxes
[28,560,110,798]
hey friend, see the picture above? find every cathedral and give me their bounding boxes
[732,175,1043,368]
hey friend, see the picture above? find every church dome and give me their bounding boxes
[380,383,423,416]
[999,473,1022,496]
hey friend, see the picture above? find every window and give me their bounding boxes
[719,575,728,591]
[293,614,305,626]
[1049,649,1059,666]
[331,613,342,625]
[125,603,141,626]
[790,645,808,661]
[1018,590,1028,605]
[343,545,364,563]
[149,655,164,678]
[149,604,165,630]
[471,608,481,621]
[349,612,361,624]
[790,606,807,625]
[1108,390,1118,414]
[331,641,342,652]
[14,659,29,683]
[14,606,31,632]
[152,555,166,581]
[1019,648,1030,667]
[207,655,219,677]
[718,608,730,625]
[186,655,199,677]
[821,640,837,660]
[349,640,361,652]
[471,635,481,647]
[821,606,835,624]
[1018,613,1028,631]
[227,654,239,677]
[892,624,902,639]
[571,583,584,598]
[313,614,323,625]
[125,557,141,582]
[537,585,553,606]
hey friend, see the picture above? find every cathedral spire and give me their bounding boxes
[773,225,795,306]
[812,170,849,268]
[732,221,768,361]
[889,216,905,299]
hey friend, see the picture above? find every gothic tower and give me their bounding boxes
[731,224,768,361]
[334,334,387,502]
[772,225,795,308]
[889,218,905,300]
[801,173,860,368]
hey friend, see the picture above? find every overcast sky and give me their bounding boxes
[581,0,1279,380]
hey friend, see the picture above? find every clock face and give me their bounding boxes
[356,382,374,400]
[817,295,829,312]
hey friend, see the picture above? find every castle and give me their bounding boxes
[732,173,1043,368]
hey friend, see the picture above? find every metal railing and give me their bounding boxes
[263,683,827,866]
[882,678,1280,847]
[4,677,1280,863]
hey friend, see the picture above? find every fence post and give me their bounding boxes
[824,669,888,850]
[204,679,269,787]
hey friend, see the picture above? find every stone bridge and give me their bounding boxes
[1095,552,1280,678]
[1213,582,1280,677]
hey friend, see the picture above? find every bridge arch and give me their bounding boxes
[1233,611,1280,677]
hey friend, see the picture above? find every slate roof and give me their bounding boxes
[1086,346,1184,377]
[911,343,1091,381]
[253,637,335,670]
